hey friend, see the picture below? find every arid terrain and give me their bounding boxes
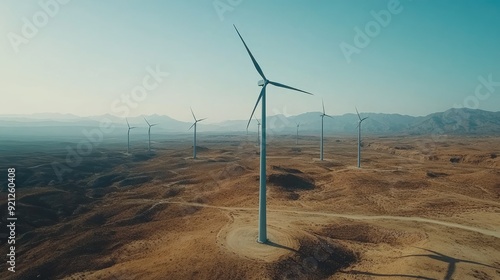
[1,134,499,279]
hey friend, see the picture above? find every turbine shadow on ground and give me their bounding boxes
[264,240,299,254]
[402,247,500,280]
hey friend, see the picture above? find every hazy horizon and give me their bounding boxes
[2,106,499,123]
[2,0,500,123]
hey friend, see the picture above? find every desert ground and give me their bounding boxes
[1,133,499,279]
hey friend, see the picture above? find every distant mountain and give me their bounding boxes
[409,108,500,135]
[0,108,499,138]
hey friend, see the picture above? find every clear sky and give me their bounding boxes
[1,0,499,122]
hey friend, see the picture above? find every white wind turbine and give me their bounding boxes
[144,117,158,153]
[189,108,206,159]
[234,25,313,243]
[255,117,261,146]
[295,122,300,145]
[356,107,368,168]
[320,100,333,161]
[126,118,136,154]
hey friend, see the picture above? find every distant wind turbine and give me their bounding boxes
[234,25,312,243]
[320,100,333,161]
[295,122,300,145]
[126,118,136,154]
[189,108,206,159]
[144,117,158,153]
[255,117,261,146]
[356,107,368,168]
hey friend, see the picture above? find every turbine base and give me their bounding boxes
[256,238,268,244]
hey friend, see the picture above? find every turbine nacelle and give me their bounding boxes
[189,108,206,130]
[126,118,137,129]
[355,107,368,125]
[320,99,333,118]
[144,117,158,128]
[358,117,368,123]
[258,80,266,86]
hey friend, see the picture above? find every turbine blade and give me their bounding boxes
[268,80,312,95]
[247,86,265,129]
[144,117,151,126]
[188,122,195,130]
[322,99,325,114]
[460,259,496,268]
[126,118,130,128]
[233,25,267,80]
[420,248,446,257]
[190,107,196,121]
[197,118,207,122]
[325,114,334,119]
[355,107,361,120]
[402,254,432,258]
[361,117,369,122]
[151,123,158,126]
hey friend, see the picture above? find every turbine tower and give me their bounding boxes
[234,25,312,243]
[295,122,300,145]
[320,100,333,161]
[356,107,368,168]
[144,117,158,153]
[255,117,261,146]
[126,118,136,154]
[189,108,206,159]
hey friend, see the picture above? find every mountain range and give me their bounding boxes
[1,108,499,139]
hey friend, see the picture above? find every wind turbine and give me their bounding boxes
[126,118,136,154]
[356,107,368,168]
[189,108,206,159]
[295,122,300,145]
[234,25,312,243]
[320,100,333,161]
[144,117,158,153]
[255,117,261,146]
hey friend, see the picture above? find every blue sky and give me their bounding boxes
[1,0,499,122]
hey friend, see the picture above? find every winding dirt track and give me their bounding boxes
[160,201,500,238]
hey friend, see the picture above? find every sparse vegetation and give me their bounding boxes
[394,144,413,150]
[426,171,448,178]
[164,186,183,198]
[450,156,461,163]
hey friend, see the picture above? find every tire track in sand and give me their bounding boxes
[161,201,500,239]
